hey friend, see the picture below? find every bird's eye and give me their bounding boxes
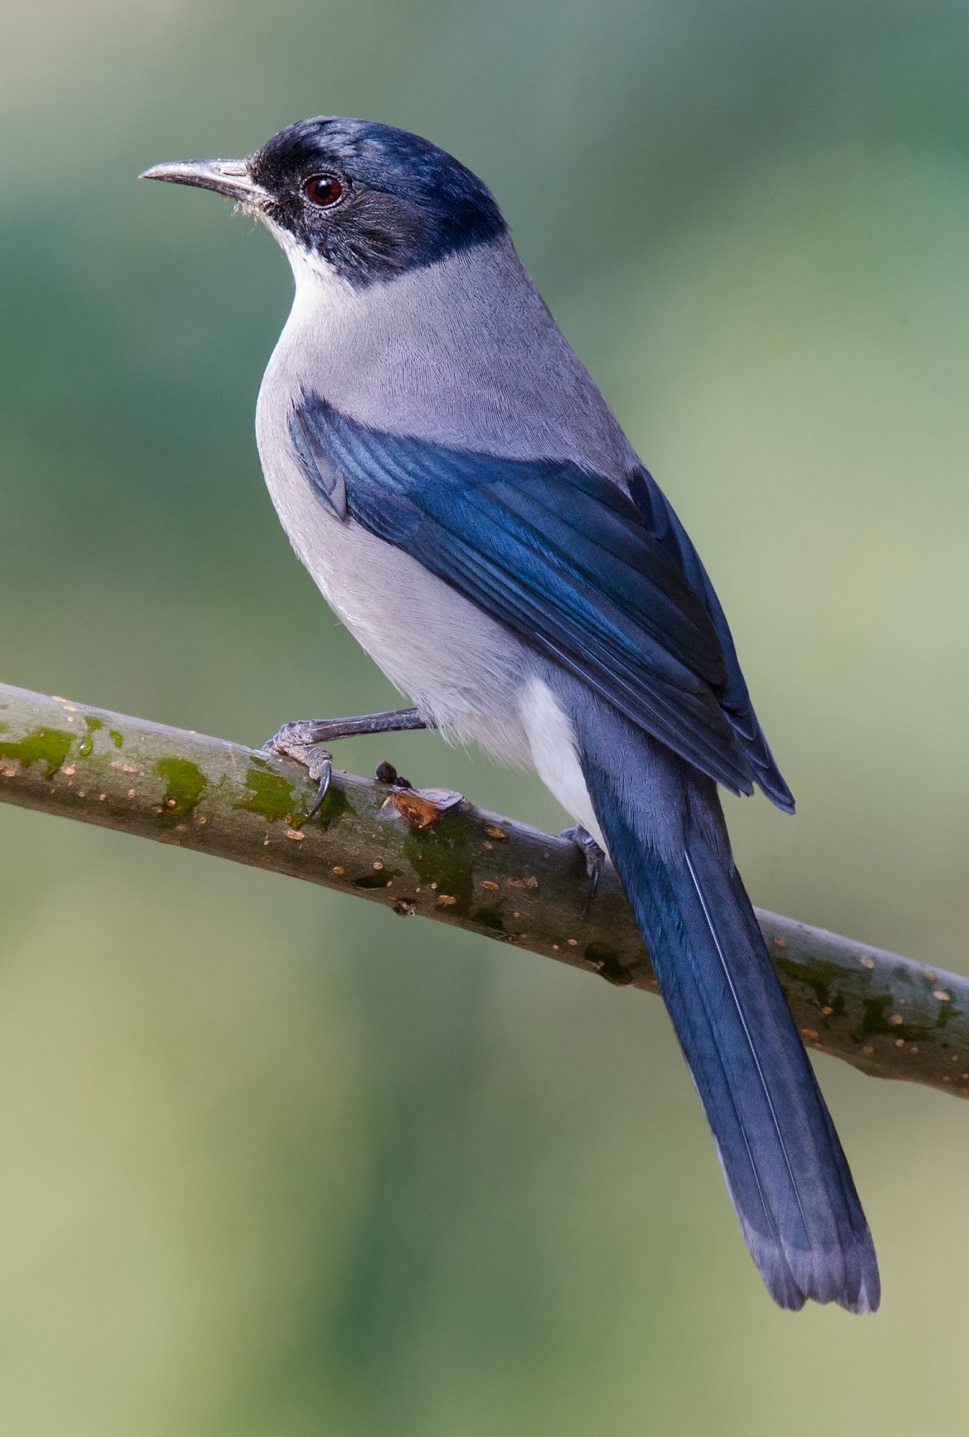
[303,174,344,208]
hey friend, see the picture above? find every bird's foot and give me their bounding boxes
[561,824,606,915]
[263,720,335,819]
[263,709,430,821]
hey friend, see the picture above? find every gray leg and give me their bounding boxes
[264,708,430,818]
[561,823,606,913]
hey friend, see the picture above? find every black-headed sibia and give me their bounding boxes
[142,117,879,1312]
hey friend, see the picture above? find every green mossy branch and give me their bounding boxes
[1,680,967,1098]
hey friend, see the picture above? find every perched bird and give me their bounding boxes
[142,117,879,1311]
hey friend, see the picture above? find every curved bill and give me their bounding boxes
[138,158,266,206]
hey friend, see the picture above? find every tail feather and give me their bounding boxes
[577,712,879,1312]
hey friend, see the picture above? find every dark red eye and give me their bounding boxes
[303,174,344,208]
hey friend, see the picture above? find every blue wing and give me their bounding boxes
[290,394,793,810]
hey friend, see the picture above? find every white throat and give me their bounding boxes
[264,219,362,336]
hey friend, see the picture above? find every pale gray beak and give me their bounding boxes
[138,158,267,206]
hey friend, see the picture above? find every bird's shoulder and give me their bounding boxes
[266,234,638,479]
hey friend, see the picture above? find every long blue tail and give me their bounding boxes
[576,702,879,1311]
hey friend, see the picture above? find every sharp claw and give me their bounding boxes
[586,856,602,913]
[262,725,334,821]
[307,754,333,821]
[561,824,606,916]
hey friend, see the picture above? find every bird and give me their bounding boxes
[141,116,879,1312]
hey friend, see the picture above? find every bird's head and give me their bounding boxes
[140,116,506,287]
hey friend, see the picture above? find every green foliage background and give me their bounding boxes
[1,1,968,1431]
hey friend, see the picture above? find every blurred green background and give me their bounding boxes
[1,0,968,1432]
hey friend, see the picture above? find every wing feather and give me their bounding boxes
[293,393,793,806]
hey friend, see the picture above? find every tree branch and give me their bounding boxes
[0,680,965,1097]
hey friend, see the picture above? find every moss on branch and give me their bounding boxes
[0,680,966,1098]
